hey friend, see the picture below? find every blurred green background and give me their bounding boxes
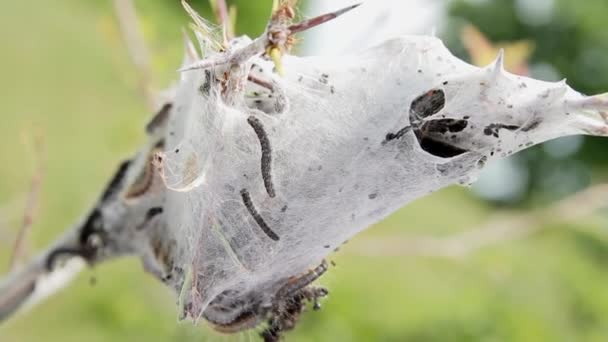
[2,0,608,341]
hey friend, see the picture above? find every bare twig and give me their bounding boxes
[351,184,608,259]
[9,133,45,270]
[247,73,274,91]
[209,0,234,42]
[179,3,362,72]
[0,227,15,249]
[0,194,27,246]
[113,0,156,112]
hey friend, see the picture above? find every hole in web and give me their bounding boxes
[409,89,469,158]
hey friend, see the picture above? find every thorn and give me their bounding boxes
[546,82,569,100]
[555,79,569,92]
[287,3,362,34]
[493,48,505,70]
[489,48,505,81]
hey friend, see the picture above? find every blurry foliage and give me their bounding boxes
[460,24,535,75]
[2,1,608,341]
[447,0,608,205]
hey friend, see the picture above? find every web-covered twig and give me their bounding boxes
[351,184,608,259]
[0,228,85,321]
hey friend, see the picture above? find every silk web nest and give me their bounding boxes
[146,1,608,323]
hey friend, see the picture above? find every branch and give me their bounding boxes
[350,184,608,259]
[9,132,45,270]
[0,194,27,247]
[113,0,156,111]
[179,3,361,72]
[0,227,14,250]
[209,0,234,41]
[0,230,85,322]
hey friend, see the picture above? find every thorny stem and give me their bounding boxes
[178,3,362,73]
[287,3,362,34]
[178,36,267,72]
